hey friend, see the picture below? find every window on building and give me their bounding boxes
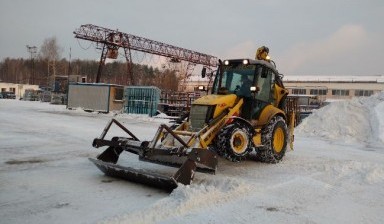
[310,89,327,95]
[355,90,374,97]
[114,88,123,100]
[332,89,350,96]
[291,88,306,95]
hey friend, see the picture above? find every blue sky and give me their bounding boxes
[0,0,383,75]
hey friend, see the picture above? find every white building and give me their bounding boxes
[0,82,40,99]
[284,75,384,102]
[183,75,384,102]
[183,79,211,92]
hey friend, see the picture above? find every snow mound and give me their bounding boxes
[296,92,384,146]
[103,178,251,224]
[326,160,384,184]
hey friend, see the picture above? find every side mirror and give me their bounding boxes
[201,67,207,78]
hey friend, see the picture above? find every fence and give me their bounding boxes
[124,86,161,116]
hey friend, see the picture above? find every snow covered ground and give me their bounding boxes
[1,93,384,224]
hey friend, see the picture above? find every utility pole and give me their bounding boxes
[26,45,37,85]
[67,47,72,84]
[66,47,71,108]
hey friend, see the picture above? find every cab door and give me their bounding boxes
[251,66,274,119]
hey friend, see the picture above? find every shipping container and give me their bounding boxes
[68,83,124,113]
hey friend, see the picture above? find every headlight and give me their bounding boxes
[224,60,229,65]
[242,59,249,65]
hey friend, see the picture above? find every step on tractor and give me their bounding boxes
[90,47,296,191]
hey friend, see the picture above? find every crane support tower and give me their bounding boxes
[74,24,218,85]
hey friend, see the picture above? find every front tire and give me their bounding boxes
[215,121,253,162]
[257,116,288,163]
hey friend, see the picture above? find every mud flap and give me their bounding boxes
[89,158,178,191]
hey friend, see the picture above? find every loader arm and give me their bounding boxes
[198,98,244,148]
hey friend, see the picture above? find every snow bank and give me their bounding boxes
[102,178,251,224]
[297,92,384,146]
[375,101,384,143]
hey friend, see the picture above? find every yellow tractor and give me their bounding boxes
[90,49,295,191]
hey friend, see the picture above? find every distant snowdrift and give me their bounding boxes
[297,92,384,146]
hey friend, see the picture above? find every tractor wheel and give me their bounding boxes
[257,116,288,163]
[215,121,253,162]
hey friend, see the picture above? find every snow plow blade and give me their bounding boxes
[90,119,218,191]
[89,158,178,191]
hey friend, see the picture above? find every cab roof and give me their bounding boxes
[222,58,279,74]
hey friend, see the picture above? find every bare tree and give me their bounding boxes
[39,37,63,82]
[40,36,62,62]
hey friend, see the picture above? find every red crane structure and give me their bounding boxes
[73,24,218,86]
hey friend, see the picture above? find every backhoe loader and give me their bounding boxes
[90,50,295,191]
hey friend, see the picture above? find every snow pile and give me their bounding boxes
[297,91,384,146]
[103,178,251,224]
[327,160,384,184]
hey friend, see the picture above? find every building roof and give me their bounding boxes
[283,75,384,83]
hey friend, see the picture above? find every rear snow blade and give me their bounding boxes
[89,158,178,191]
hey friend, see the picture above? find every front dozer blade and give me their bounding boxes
[173,158,197,185]
[89,158,178,191]
[89,119,218,191]
[96,146,124,164]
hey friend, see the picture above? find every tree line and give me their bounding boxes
[0,58,180,91]
[0,37,181,91]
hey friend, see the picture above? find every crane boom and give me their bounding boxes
[74,24,218,67]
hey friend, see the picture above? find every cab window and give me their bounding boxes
[255,67,273,102]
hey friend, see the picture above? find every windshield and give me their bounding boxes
[212,64,256,95]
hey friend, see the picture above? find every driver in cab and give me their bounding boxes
[237,75,252,98]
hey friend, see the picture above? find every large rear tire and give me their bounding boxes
[257,116,288,163]
[215,121,253,162]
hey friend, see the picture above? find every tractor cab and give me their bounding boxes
[209,59,286,121]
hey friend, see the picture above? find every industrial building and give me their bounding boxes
[284,75,384,102]
[0,82,40,99]
[184,75,384,102]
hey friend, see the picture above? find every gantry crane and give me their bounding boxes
[73,24,218,86]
